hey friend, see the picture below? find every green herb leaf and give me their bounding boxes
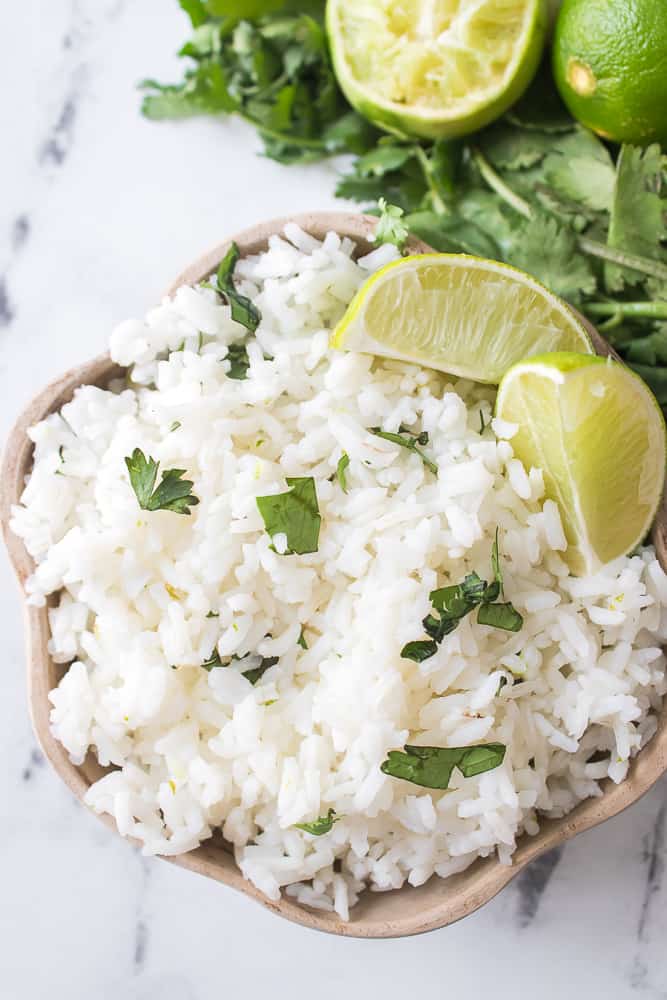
[357,144,415,177]
[225,341,250,379]
[369,426,437,475]
[478,123,556,172]
[381,743,506,789]
[374,198,409,250]
[201,647,279,682]
[336,452,350,493]
[295,808,340,836]
[400,639,439,662]
[477,602,523,632]
[169,421,182,432]
[297,627,309,650]
[404,534,520,655]
[542,132,615,213]
[242,655,278,685]
[216,243,261,332]
[491,527,502,595]
[140,62,238,119]
[202,649,223,671]
[505,212,596,304]
[256,476,321,554]
[405,210,501,258]
[179,0,209,27]
[125,449,199,515]
[606,144,667,290]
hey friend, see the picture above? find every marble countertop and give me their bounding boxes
[2,3,666,997]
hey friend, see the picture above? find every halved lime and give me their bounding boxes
[496,353,667,575]
[331,254,593,383]
[326,0,549,139]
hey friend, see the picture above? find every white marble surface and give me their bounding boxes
[2,3,666,997]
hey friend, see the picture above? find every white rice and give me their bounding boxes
[11,226,667,918]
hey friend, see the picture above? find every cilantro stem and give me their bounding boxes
[415,145,448,216]
[370,427,438,475]
[471,147,532,220]
[585,301,667,320]
[575,238,667,284]
[241,113,329,152]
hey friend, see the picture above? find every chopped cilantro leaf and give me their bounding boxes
[125,449,199,515]
[381,743,506,789]
[216,243,261,332]
[295,808,340,835]
[256,476,321,554]
[336,452,350,493]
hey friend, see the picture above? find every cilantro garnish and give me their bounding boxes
[216,242,261,333]
[373,198,409,251]
[295,808,340,836]
[225,341,251,380]
[141,4,373,164]
[381,743,506,789]
[201,648,278,685]
[256,477,321,555]
[336,452,350,493]
[369,426,437,475]
[401,533,522,662]
[125,449,199,515]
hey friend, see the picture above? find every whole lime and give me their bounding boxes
[553,0,667,145]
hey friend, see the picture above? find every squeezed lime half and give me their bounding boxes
[327,0,549,139]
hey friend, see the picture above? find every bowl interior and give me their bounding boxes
[3,211,667,938]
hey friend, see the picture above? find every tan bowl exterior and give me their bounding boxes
[3,212,667,938]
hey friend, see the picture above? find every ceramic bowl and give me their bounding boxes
[3,212,667,937]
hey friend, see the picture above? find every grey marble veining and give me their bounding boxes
[2,2,667,998]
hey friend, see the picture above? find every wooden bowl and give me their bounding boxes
[3,212,667,938]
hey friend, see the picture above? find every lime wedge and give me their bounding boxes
[496,353,667,575]
[326,0,549,139]
[331,254,593,383]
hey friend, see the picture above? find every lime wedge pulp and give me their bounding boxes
[496,353,667,575]
[331,254,593,384]
[326,0,549,139]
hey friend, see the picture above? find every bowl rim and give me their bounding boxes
[3,210,667,938]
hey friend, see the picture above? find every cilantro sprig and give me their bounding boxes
[402,532,523,662]
[370,426,437,475]
[125,449,199,515]
[373,198,409,251]
[141,2,375,164]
